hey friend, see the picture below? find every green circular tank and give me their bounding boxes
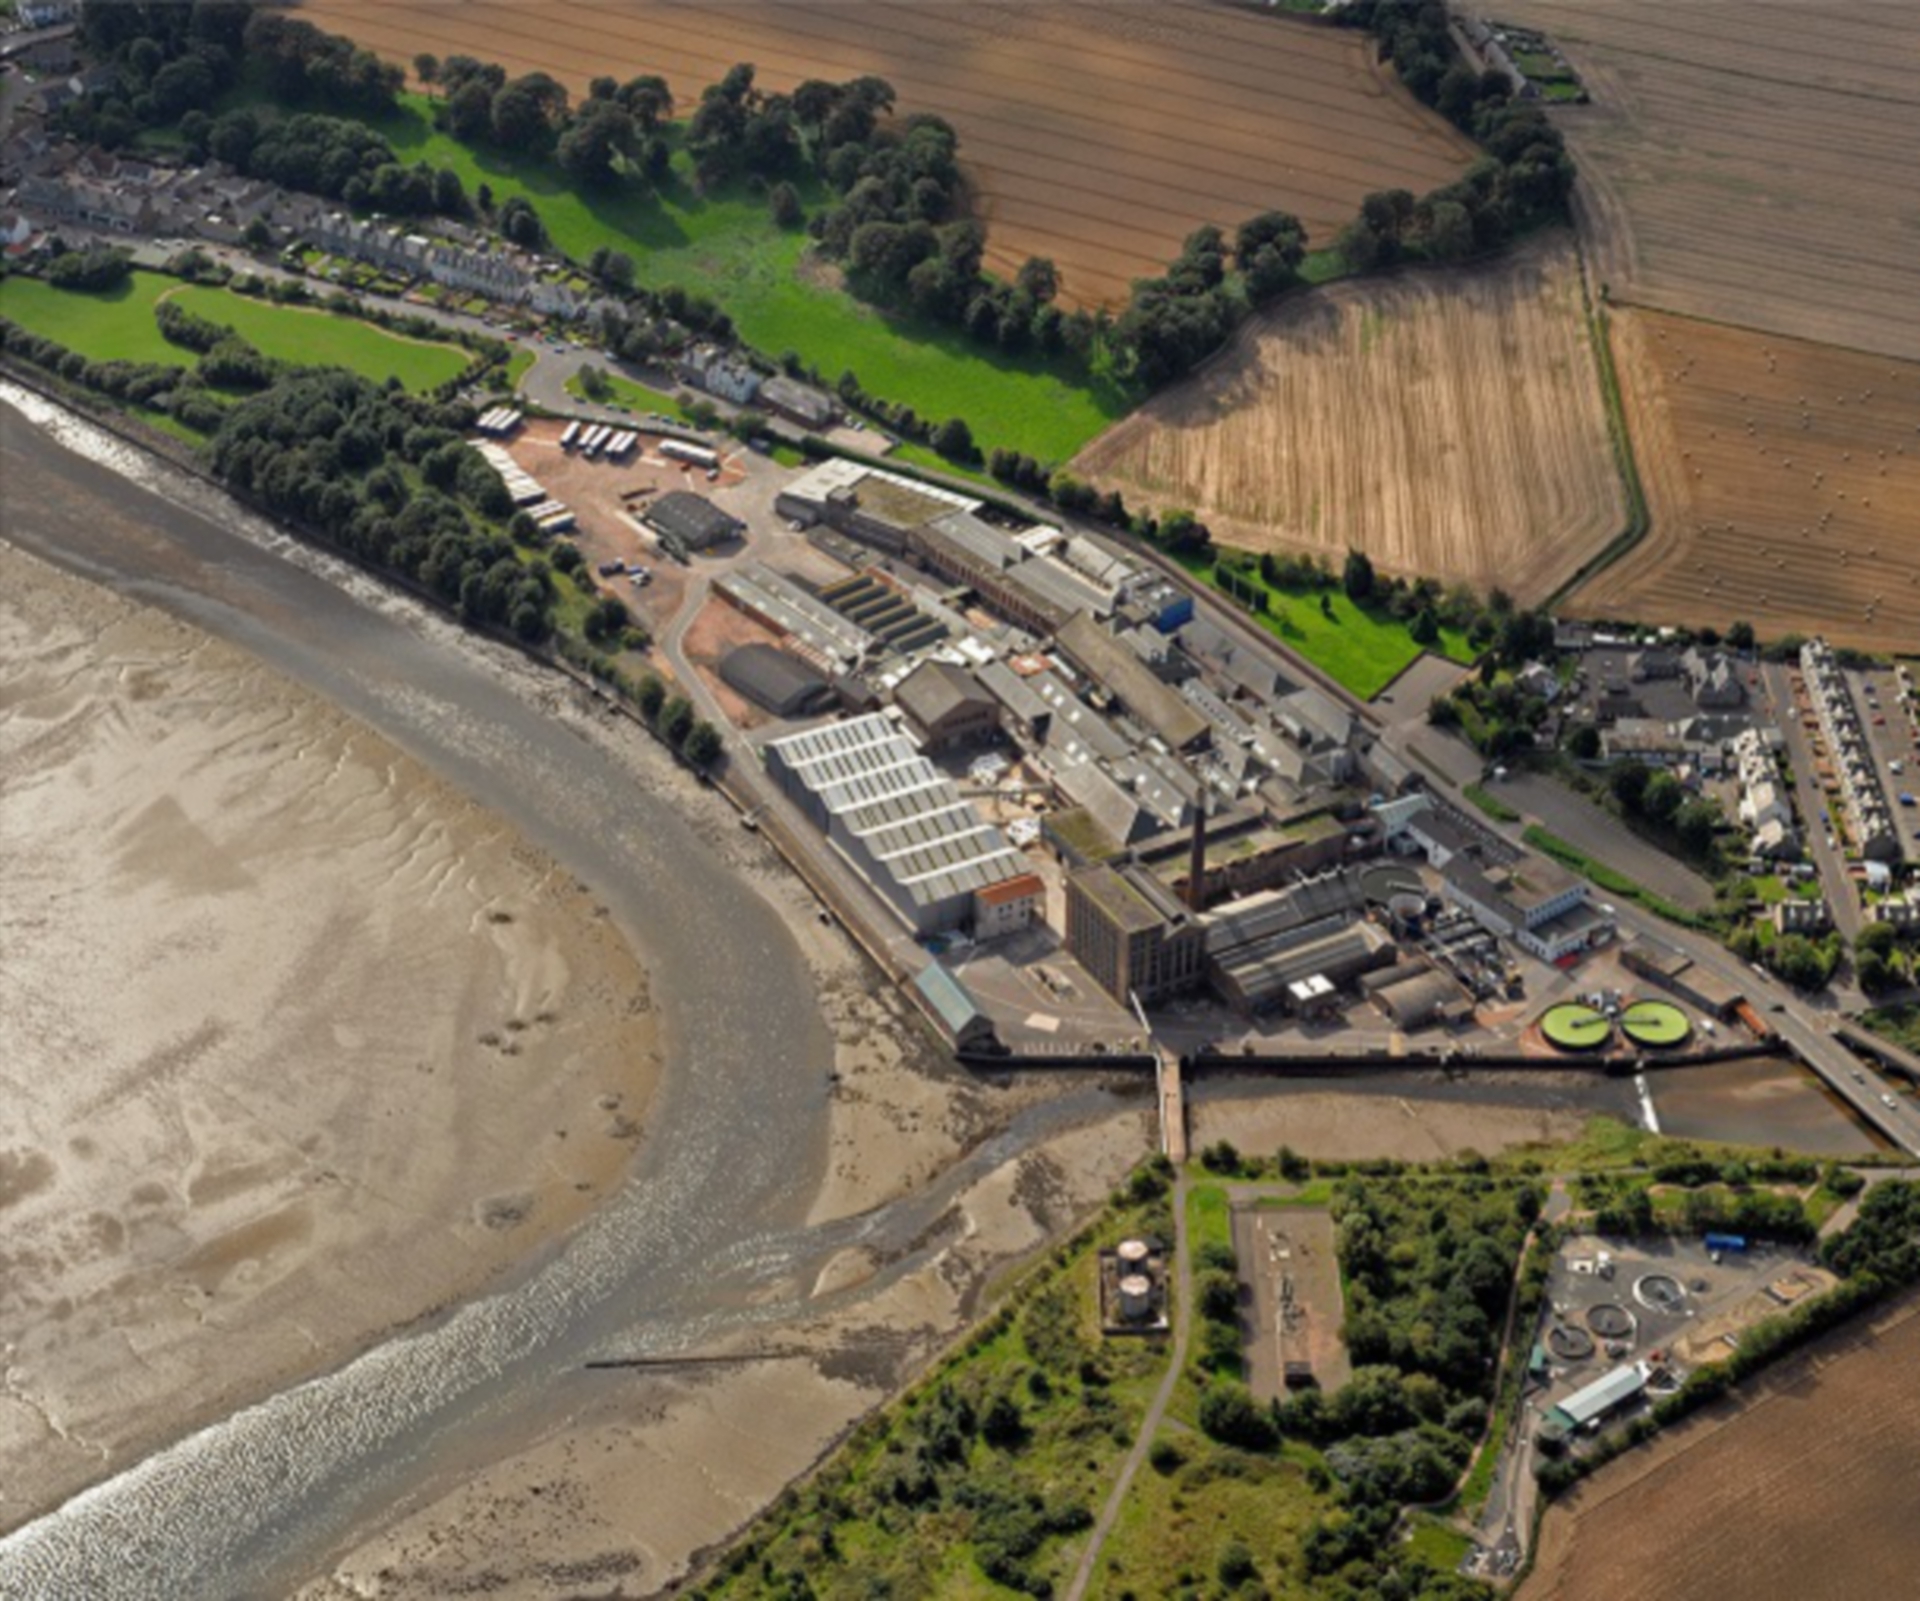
[1541,1003,1612,1052]
[1621,999,1691,1048]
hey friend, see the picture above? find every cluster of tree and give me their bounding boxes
[430,57,670,193]
[204,369,557,644]
[628,673,724,769]
[45,246,132,292]
[1591,1180,1815,1245]
[240,10,403,114]
[1111,213,1305,387]
[154,296,227,354]
[1334,1175,1534,1396]
[1340,0,1575,252]
[1856,921,1917,997]
[63,0,248,149]
[185,106,464,220]
[1605,760,1725,865]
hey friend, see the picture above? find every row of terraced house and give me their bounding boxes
[1801,638,1900,862]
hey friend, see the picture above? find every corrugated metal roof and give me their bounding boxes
[1550,1363,1648,1428]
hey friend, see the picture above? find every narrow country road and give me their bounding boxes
[1065,1173,1191,1601]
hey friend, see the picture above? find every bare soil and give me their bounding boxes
[302,0,1477,307]
[1570,309,1920,651]
[1074,233,1623,601]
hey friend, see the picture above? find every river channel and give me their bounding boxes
[0,389,1146,1596]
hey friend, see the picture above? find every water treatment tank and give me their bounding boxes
[1118,1274,1154,1322]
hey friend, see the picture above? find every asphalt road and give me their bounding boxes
[1759,659,1863,939]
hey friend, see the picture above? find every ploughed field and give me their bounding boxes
[1074,233,1623,602]
[1496,0,1920,361]
[1569,309,1920,652]
[1522,1297,1920,1601]
[300,0,1476,307]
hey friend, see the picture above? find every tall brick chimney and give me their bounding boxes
[1187,796,1208,914]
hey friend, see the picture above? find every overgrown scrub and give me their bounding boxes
[691,1181,1173,1599]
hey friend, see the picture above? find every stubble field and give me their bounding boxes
[1074,233,1624,602]
[1496,0,1920,360]
[300,0,1476,307]
[1522,1294,1920,1601]
[1569,308,1920,651]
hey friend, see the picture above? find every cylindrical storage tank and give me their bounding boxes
[1118,1274,1153,1322]
[1117,1239,1151,1270]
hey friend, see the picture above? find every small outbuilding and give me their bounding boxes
[644,490,745,552]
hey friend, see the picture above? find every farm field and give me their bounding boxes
[1567,308,1920,652]
[1497,0,1920,360]
[302,0,1477,309]
[1521,1294,1920,1601]
[1074,234,1624,604]
[0,272,471,391]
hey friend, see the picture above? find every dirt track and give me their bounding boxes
[1570,308,1920,651]
[1072,232,1623,601]
[1499,0,1920,361]
[301,0,1476,307]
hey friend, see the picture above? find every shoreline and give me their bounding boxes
[0,537,668,1530]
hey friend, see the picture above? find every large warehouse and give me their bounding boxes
[763,715,1039,935]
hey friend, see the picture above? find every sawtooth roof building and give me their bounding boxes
[763,714,1032,934]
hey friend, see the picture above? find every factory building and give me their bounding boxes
[891,659,1001,751]
[763,715,1033,935]
[1064,862,1206,1003]
[643,490,744,553]
[1441,856,1609,963]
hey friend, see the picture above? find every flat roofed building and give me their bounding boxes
[1213,909,1397,1013]
[764,714,1029,934]
[1065,862,1205,1003]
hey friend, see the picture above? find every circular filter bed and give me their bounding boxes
[1548,1323,1597,1361]
[1587,1303,1635,1339]
[1636,1273,1687,1314]
[1542,1003,1613,1052]
[1622,999,1692,1048]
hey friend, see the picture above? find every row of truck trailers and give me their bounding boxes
[559,421,720,472]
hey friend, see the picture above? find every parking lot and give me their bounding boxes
[1849,662,1920,860]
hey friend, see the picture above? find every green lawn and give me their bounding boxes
[1,271,469,391]
[166,285,470,389]
[0,271,183,365]
[886,438,1000,489]
[364,94,1125,462]
[1184,551,1475,699]
[565,368,692,422]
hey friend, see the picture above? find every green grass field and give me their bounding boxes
[0,270,183,366]
[167,285,470,389]
[565,368,692,421]
[361,95,1124,462]
[1,271,470,391]
[1184,552,1475,699]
